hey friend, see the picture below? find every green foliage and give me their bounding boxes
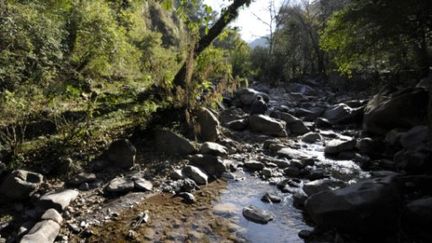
[320,0,432,76]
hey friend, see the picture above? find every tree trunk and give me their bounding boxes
[172,0,251,90]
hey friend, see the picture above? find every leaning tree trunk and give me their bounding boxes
[172,0,251,90]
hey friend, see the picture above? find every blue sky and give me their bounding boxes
[203,0,288,42]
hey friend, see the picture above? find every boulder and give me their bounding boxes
[41,209,63,225]
[249,115,287,137]
[134,178,153,191]
[305,176,401,234]
[20,220,60,243]
[155,129,197,155]
[189,154,227,177]
[294,108,324,121]
[301,132,322,143]
[277,148,308,160]
[105,177,135,194]
[196,108,220,142]
[244,160,264,171]
[199,142,228,156]
[363,88,428,135]
[261,193,282,203]
[324,139,356,155]
[323,103,363,124]
[0,170,43,201]
[242,205,273,224]
[236,88,269,106]
[250,96,268,115]
[303,179,346,196]
[226,119,248,131]
[105,139,136,169]
[400,126,429,150]
[68,172,97,186]
[182,166,208,185]
[38,189,79,211]
[270,111,309,135]
[286,83,317,96]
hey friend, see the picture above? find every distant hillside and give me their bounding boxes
[248,36,268,49]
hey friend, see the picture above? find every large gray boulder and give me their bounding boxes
[155,129,197,155]
[270,111,309,135]
[0,170,43,201]
[199,142,228,156]
[249,115,287,137]
[105,139,136,169]
[324,139,356,155]
[323,103,363,124]
[182,166,208,185]
[363,88,428,135]
[189,154,227,177]
[196,108,220,142]
[38,189,79,211]
[305,176,401,234]
[105,177,135,194]
[236,88,270,106]
[20,220,60,243]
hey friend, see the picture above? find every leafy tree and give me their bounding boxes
[321,0,432,77]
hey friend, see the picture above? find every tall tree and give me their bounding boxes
[172,0,252,90]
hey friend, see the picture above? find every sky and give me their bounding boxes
[203,0,289,42]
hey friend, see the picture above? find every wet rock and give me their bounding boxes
[196,108,220,142]
[220,108,248,124]
[134,178,153,191]
[20,220,60,243]
[189,154,227,177]
[400,126,429,150]
[249,115,287,137]
[182,166,208,185]
[0,170,43,201]
[242,205,273,224]
[263,139,285,153]
[105,139,136,169]
[287,83,317,96]
[323,103,363,124]
[305,176,401,234]
[105,177,135,194]
[250,96,268,115]
[324,139,356,155]
[316,117,332,128]
[69,172,96,186]
[261,167,273,177]
[176,192,196,204]
[270,111,309,135]
[41,209,63,224]
[294,108,323,121]
[226,119,248,131]
[277,148,308,160]
[303,179,346,196]
[298,230,313,240]
[301,132,322,143]
[364,88,428,135]
[293,192,308,209]
[199,142,228,156]
[244,160,264,171]
[356,137,376,155]
[385,129,404,147]
[261,193,282,203]
[284,167,301,177]
[38,189,79,211]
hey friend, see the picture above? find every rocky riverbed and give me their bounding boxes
[1,78,432,243]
